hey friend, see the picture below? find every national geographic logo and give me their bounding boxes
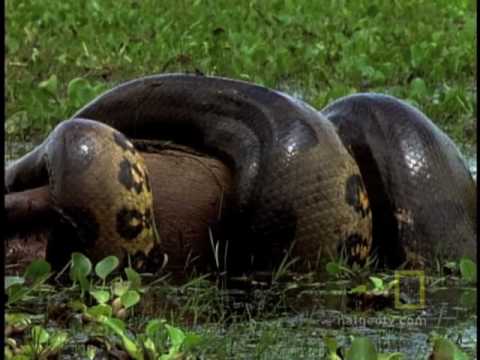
[394,270,426,310]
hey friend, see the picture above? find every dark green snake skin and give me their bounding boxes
[321,93,476,267]
[6,74,474,272]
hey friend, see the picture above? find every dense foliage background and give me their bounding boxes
[5,0,476,154]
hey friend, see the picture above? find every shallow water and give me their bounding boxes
[139,281,477,358]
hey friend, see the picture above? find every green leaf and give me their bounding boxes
[182,332,203,350]
[101,317,143,360]
[24,259,51,285]
[165,324,186,350]
[143,337,157,356]
[409,77,428,99]
[48,331,69,352]
[145,319,165,340]
[346,337,377,360]
[89,290,110,305]
[68,300,87,313]
[70,253,92,279]
[95,256,119,281]
[120,290,140,309]
[67,77,94,108]
[113,280,131,297]
[326,262,341,276]
[31,325,49,345]
[87,304,113,319]
[459,257,476,283]
[38,74,58,95]
[369,276,384,290]
[430,337,469,360]
[125,267,142,290]
[459,289,476,309]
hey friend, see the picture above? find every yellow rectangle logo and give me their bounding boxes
[394,270,426,310]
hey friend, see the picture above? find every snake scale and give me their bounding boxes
[5,74,476,272]
[321,93,476,267]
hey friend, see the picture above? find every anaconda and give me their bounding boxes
[5,119,159,267]
[5,74,372,273]
[320,93,477,268]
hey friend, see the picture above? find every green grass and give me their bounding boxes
[5,0,476,154]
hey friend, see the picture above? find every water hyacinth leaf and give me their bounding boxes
[107,317,127,332]
[145,319,165,340]
[68,299,87,313]
[346,337,377,360]
[95,256,119,281]
[101,317,143,360]
[369,276,384,290]
[120,290,140,309]
[430,337,469,360]
[113,280,131,298]
[459,257,476,284]
[125,267,142,290]
[165,324,186,350]
[70,253,92,279]
[326,261,341,276]
[38,74,58,95]
[67,77,95,108]
[24,259,51,285]
[143,337,157,356]
[87,304,113,319]
[32,325,50,345]
[70,253,92,294]
[49,331,69,352]
[182,332,203,350]
[90,290,110,305]
[459,289,476,309]
[410,77,428,99]
[93,83,109,96]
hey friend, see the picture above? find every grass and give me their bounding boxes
[5,0,476,155]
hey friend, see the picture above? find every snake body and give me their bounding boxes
[6,74,372,272]
[71,74,372,271]
[5,119,158,266]
[6,74,474,272]
[321,93,476,267]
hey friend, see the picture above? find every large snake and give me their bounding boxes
[320,93,476,268]
[6,74,372,272]
[6,74,475,272]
